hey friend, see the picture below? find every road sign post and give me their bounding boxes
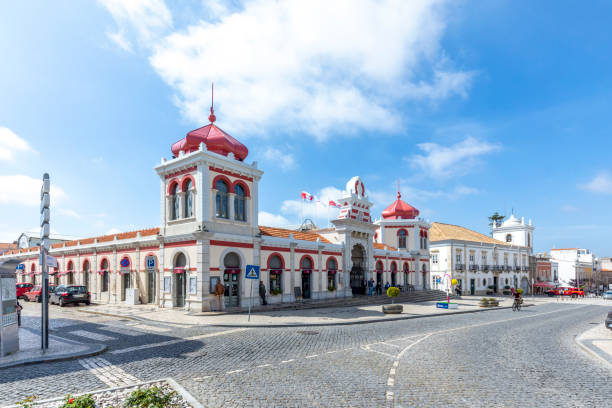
[245,265,260,322]
[40,173,50,351]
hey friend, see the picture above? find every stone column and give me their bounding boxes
[228,193,235,220]
[93,250,98,301]
[112,248,117,303]
[317,241,323,299]
[197,237,211,311]
[289,238,297,302]
[178,192,186,219]
[158,240,165,307]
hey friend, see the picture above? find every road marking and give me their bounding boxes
[226,369,244,374]
[110,328,249,354]
[70,330,116,342]
[79,357,139,387]
[280,359,295,363]
[193,376,211,381]
[256,364,272,368]
[305,354,319,358]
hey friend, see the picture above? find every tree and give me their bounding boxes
[488,212,505,227]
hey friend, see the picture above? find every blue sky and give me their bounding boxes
[2,0,612,255]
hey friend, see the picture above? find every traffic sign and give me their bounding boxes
[16,264,24,270]
[245,265,260,279]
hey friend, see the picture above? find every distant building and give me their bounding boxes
[15,232,76,249]
[595,257,612,290]
[429,215,533,295]
[549,248,595,288]
[0,243,17,256]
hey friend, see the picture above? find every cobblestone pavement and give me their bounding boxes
[1,302,610,407]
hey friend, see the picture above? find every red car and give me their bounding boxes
[545,286,584,298]
[16,283,33,299]
[24,285,57,302]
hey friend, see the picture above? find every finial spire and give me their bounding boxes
[397,179,401,199]
[208,82,216,123]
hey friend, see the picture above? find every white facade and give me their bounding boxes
[492,214,534,248]
[550,248,595,286]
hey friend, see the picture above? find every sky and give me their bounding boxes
[2,0,612,255]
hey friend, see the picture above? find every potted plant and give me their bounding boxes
[270,288,282,296]
[382,287,402,314]
[503,285,511,296]
[328,285,335,292]
[479,297,490,307]
[488,297,499,306]
[486,285,495,295]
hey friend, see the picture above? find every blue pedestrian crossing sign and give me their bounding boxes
[245,265,260,279]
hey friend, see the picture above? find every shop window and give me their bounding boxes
[327,258,337,291]
[506,234,512,243]
[398,230,407,249]
[269,255,283,294]
[215,180,229,218]
[234,184,246,221]
[101,259,109,292]
[432,254,438,264]
[184,179,194,218]
[170,183,179,220]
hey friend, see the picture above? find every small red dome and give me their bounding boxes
[381,192,419,220]
[171,123,248,161]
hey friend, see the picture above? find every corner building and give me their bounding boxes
[3,114,431,311]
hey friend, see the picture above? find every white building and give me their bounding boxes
[550,248,595,287]
[430,216,533,295]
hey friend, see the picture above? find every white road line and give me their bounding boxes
[110,328,249,354]
[227,369,244,374]
[305,354,319,358]
[79,357,139,387]
[280,359,295,363]
[256,364,272,368]
[70,330,116,342]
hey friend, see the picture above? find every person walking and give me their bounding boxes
[368,278,374,296]
[214,279,225,311]
[16,299,22,327]
[376,281,382,296]
[259,281,267,305]
[384,281,390,292]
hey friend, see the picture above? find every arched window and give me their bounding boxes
[170,183,179,220]
[269,255,283,294]
[398,230,407,249]
[224,252,240,269]
[67,261,74,285]
[528,233,531,247]
[216,180,229,218]
[506,234,512,243]
[234,184,246,221]
[327,258,337,291]
[376,260,383,271]
[184,179,194,218]
[174,252,187,269]
[301,257,312,270]
[83,260,90,288]
[101,259,109,292]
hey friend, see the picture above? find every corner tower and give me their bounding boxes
[492,214,534,253]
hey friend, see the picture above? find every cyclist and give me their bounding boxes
[512,289,522,311]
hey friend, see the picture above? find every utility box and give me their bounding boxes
[0,271,19,356]
[125,288,140,305]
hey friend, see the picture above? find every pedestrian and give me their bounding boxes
[214,279,225,311]
[384,281,390,292]
[376,282,382,295]
[259,281,267,305]
[368,278,374,296]
[455,284,462,296]
[16,299,22,327]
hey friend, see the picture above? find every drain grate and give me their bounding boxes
[297,330,319,335]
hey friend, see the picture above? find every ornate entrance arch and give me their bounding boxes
[350,244,366,295]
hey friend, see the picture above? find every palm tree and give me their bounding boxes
[488,212,505,228]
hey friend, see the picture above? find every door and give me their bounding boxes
[350,266,365,295]
[302,273,311,299]
[391,273,396,286]
[176,273,186,307]
[470,279,475,295]
[122,273,130,301]
[83,270,89,290]
[224,272,240,307]
[493,276,499,293]
[148,270,156,303]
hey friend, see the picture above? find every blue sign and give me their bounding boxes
[245,265,260,279]
[436,302,449,309]
[120,258,130,268]
[146,256,156,269]
[16,264,24,270]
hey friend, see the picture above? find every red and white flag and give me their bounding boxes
[328,200,339,208]
[301,191,313,201]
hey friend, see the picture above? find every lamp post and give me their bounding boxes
[39,173,50,351]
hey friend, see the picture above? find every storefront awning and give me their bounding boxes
[376,270,383,274]
[533,282,555,288]
[173,268,186,274]
[224,268,240,275]
[269,269,283,275]
[301,269,312,274]
[327,269,337,275]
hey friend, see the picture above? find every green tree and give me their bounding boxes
[488,212,505,227]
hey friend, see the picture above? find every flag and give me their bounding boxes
[301,191,313,201]
[328,200,339,208]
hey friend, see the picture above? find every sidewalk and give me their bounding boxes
[76,297,522,328]
[0,327,106,369]
[576,324,612,366]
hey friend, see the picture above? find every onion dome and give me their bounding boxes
[381,192,420,220]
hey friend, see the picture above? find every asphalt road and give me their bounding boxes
[2,302,610,407]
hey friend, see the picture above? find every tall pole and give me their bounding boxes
[248,279,253,322]
[40,173,50,351]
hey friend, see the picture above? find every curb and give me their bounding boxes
[0,329,107,369]
[575,327,612,368]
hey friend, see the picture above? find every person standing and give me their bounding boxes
[368,278,374,296]
[214,279,225,311]
[16,299,22,327]
[259,281,267,305]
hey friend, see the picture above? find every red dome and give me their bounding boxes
[381,192,420,220]
[171,123,248,161]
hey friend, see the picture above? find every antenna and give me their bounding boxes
[397,179,401,199]
[208,82,216,123]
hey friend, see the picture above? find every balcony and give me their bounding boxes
[482,265,490,272]
[455,263,464,271]
[521,266,528,272]
[515,266,521,271]
[470,264,478,271]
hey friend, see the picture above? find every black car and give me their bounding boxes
[50,285,90,306]
[606,310,612,331]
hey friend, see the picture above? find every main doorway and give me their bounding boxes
[121,272,130,301]
[300,257,312,299]
[174,252,187,308]
[223,252,241,308]
[470,279,475,295]
[350,244,366,295]
[148,270,156,303]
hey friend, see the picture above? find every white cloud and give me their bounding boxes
[580,172,612,194]
[409,136,500,179]
[98,0,172,51]
[263,147,295,170]
[134,0,474,138]
[0,175,66,206]
[258,211,290,227]
[0,127,34,161]
[104,227,123,235]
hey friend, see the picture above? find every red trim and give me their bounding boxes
[295,249,318,255]
[99,257,110,271]
[390,261,397,272]
[181,175,196,192]
[299,254,315,270]
[301,269,312,274]
[140,246,159,251]
[375,260,384,270]
[327,270,337,275]
[165,240,197,248]
[119,254,133,269]
[164,166,197,180]
[396,228,408,236]
[210,267,220,271]
[262,246,290,252]
[232,180,251,197]
[385,225,414,229]
[419,258,429,262]
[173,268,186,274]
[167,178,180,195]
[376,270,383,274]
[82,259,90,272]
[97,250,114,255]
[269,269,283,275]
[326,256,339,271]
[211,240,254,248]
[210,166,253,182]
[212,174,233,193]
[322,251,342,256]
[224,268,241,275]
[267,253,285,270]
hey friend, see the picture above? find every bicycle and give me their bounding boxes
[512,297,522,311]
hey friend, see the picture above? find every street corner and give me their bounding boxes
[576,323,612,367]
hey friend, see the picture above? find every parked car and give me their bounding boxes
[545,286,584,297]
[16,283,33,299]
[603,290,612,300]
[606,310,612,330]
[49,285,90,306]
[24,285,57,302]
